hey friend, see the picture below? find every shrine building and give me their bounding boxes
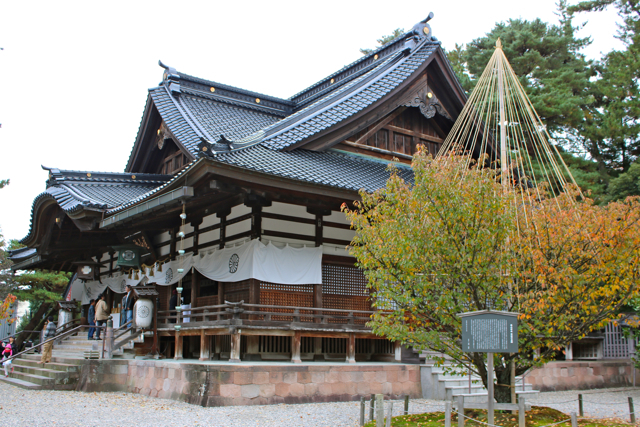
[11,13,465,364]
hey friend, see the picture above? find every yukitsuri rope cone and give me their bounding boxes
[436,38,582,215]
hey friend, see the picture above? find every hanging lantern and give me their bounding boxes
[112,245,142,268]
[72,260,101,281]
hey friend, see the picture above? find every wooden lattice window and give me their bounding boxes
[260,283,313,293]
[196,295,218,307]
[224,280,250,303]
[322,265,368,296]
[259,283,314,321]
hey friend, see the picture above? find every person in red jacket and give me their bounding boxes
[2,337,15,377]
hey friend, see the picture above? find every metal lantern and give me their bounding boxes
[112,245,142,268]
[72,260,101,281]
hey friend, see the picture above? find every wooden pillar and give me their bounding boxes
[292,331,302,363]
[230,330,241,363]
[199,330,210,361]
[394,340,402,362]
[347,333,356,364]
[191,218,202,255]
[315,214,323,247]
[251,206,262,240]
[218,282,225,305]
[108,252,115,277]
[191,270,200,309]
[174,331,183,360]
[217,210,229,250]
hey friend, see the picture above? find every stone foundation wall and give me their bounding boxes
[77,360,421,406]
[525,360,639,391]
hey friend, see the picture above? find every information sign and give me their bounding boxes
[458,310,518,353]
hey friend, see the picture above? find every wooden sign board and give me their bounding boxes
[458,310,519,353]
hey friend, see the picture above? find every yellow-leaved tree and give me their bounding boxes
[343,151,640,403]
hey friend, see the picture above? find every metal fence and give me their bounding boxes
[603,322,633,359]
[0,306,17,340]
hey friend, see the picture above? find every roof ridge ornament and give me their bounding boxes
[158,60,181,95]
[408,12,435,44]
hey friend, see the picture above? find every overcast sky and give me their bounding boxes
[0,1,622,242]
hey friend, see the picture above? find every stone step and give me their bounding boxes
[23,354,87,365]
[8,370,55,386]
[12,364,74,379]
[0,375,43,390]
[15,358,81,372]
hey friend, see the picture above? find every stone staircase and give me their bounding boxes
[419,351,536,401]
[0,328,145,390]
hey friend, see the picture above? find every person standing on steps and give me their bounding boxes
[87,299,96,340]
[123,285,137,326]
[94,294,109,340]
[40,316,56,364]
[2,337,14,377]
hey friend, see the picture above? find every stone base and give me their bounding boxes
[77,360,421,406]
[526,360,638,392]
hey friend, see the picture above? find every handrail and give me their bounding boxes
[114,319,133,333]
[2,330,42,341]
[56,319,82,334]
[4,324,106,363]
[242,303,374,315]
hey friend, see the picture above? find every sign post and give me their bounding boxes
[457,310,519,426]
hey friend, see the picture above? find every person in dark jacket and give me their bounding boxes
[40,316,56,364]
[87,299,96,339]
[123,285,137,325]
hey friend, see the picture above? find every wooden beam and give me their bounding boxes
[385,124,444,143]
[340,140,413,160]
[354,107,407,145]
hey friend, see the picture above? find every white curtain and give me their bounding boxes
[73,240,322,304]
[194,239,322,284]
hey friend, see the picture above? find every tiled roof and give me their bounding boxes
[259,40,438,150]
[21,168,172,244]
[216,145,413,193]
[180,92,281,143]
[42,168,171,211]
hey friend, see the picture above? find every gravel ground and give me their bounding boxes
[1,383,639,426]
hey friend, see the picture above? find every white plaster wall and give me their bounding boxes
[323,226,355,241]
[154,231,171,246]
[264,202,314,219]
[226,218,250,237]
[322,244,351,257]
[201,213,219,228]
[326,210,350,225]
[228,204,251,220]
[262,217,314,237]
[199,229,220,245]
